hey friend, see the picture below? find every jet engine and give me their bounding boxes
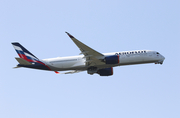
[104,55,119,64]
[97,67,113,76]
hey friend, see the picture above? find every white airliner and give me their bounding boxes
[12,32,165,76]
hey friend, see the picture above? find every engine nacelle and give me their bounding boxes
[105,55,119,64]
[97,67,113,76]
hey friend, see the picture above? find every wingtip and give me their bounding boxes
[11,42,19,45]
[55,71,60,74]
[65,32,75,38]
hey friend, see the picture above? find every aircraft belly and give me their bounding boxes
[48,65,87,71]
[48,60,86,71]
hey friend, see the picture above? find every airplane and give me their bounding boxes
[12,32,165,76]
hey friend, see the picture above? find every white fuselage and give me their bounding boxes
[42,50,165,71]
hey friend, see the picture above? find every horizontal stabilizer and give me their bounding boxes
[15,57,32,65]
[13,66,21,69]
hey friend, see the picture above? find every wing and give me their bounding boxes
[66,32,105,66]
[60,70,84,74]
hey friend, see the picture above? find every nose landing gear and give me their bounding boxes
[155,61,163,65]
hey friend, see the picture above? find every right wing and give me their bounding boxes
[60,70,84,74]
[66,32,105,66]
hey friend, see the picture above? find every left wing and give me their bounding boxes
[66,32,105,66]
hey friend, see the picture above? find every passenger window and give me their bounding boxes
[141,51,144,53]
[156,52,159,54]
[138,51,140,53]
[132,52,134,54]
[135,51,137,54]
[124,52,126,54]
[127,52,129,54]
[144,51,146,53]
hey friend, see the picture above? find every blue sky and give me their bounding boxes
[1,0,180,118]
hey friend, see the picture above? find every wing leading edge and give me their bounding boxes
[65,32,105,66]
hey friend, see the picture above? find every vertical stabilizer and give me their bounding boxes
[12,42,39,62]
[12,42,52,71]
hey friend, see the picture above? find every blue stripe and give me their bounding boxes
[18,63,50,70]
[26,56,39,61]
[12,43,39,60]
[16,50,24,55]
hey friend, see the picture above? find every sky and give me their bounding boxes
[0,0,180,118]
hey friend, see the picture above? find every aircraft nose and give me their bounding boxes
[161,55,165,60]
[159,54,165,64]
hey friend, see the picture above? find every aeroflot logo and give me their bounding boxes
[115,50,147,55]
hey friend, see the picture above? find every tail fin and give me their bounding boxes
[12,42,53,71]
[12,42,39,62]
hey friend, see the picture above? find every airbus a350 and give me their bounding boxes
[12,32,165,76]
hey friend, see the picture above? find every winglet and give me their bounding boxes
[55,71,60,74]
[65,32,75,38]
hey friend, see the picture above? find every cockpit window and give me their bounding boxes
[156,52,159,54]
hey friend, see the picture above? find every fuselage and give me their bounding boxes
[42,50,165,71]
